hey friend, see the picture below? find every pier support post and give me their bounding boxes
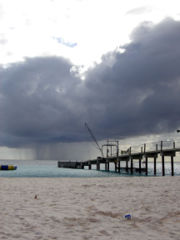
[115,160,119,172]
[162,154,165,176]
[114,162,116,172]
[171,155,174,176]
[105,160,109,171]
[118,160,121,173]
[145,156,148,176]
[88,164,91,170]
[139,158,142,174]
[130,158,133,175]
[126,160,129,172]
[105,162,107,171]
[97,161,100,171]
[154,157,157,176]
[80,163,84,169]
[107,161,109,171]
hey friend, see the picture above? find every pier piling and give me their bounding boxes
[171,155,174,176]
[162,154,165,176]
[154,156,157,176]
[139,158,142,174]
[88,163,91,170]
[130,158,133,175]
[118,160,121,173]
[145,156,148,176]
[96,161,100,171]
[126,160,129,172]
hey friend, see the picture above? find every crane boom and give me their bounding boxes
[84,122,104,157]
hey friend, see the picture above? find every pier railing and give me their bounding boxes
[120,140,177,156]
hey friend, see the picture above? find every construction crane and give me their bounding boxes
[84,122,104,158]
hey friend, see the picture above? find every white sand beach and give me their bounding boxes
[0,177,180,240]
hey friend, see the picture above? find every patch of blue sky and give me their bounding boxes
[53,37,77,48]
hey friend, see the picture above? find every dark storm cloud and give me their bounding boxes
[84,18,180,139]
[0,18,180,147]
[0,57,86,146]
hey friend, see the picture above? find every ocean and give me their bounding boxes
[0,159,180,177]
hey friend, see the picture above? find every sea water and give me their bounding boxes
[0,159,180,177]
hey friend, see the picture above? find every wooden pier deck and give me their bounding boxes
[58,140,180,176]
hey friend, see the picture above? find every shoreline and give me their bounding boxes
[0,175,180,178]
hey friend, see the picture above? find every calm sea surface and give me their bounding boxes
[0,160,180,177]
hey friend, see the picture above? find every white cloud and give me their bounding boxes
[0,0,179,67]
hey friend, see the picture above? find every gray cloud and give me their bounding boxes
[84,18,180,138]
[0,18,180,150]
[0,57,86,146]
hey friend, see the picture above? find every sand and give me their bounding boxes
[0,177,180,240]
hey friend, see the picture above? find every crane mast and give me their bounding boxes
[84,122,104,158]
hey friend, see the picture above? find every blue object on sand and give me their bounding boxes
[124,214,131,220]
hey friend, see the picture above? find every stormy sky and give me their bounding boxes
[0,0,180,159]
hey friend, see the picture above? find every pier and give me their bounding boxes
[58,140,180,176]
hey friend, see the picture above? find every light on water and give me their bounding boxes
[0,160,180,177]
[0,160,119,178]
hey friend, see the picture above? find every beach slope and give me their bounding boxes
[0,177,179,240]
